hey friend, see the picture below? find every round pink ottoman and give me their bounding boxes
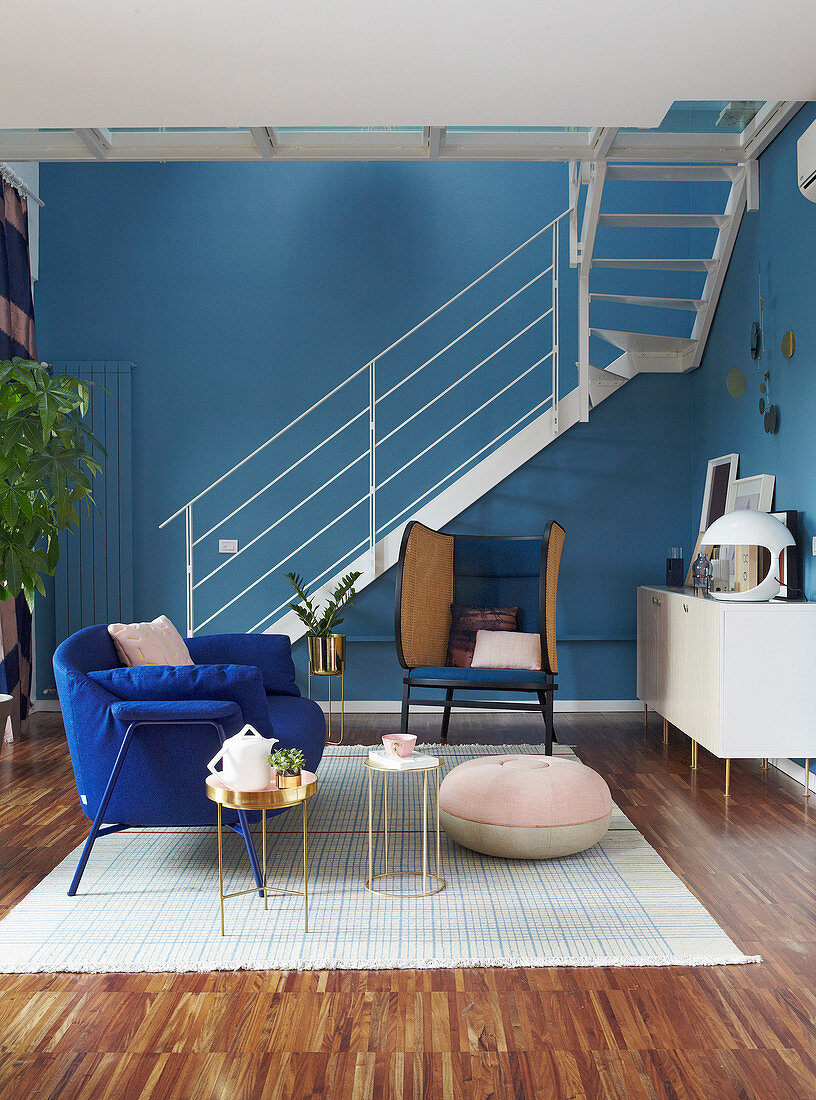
[439,755,612,859]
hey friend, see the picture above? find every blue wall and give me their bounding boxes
[35,159,698,700]
[691,103,816,775]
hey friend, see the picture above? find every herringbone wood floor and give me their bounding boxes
[1,709,815,1099]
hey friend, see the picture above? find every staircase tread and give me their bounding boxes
[590,293,705,311]
[605,164,740,182]
[593,258,718,271]
[591,328,698,354]
[598,213,727,227]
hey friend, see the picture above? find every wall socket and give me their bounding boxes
[812,536,816,557]
[218,538,239,554]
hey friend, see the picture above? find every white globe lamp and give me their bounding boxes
[702,510,795,602]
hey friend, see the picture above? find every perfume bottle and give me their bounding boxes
[692,551,712,594]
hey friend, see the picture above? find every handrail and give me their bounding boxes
[160,208,570,526]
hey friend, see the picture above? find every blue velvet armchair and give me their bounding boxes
[53,625,326,896]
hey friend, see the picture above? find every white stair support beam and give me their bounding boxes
[424,126,445,159]
[742,101,804,160]
[691,172,748,370]
[578,161,605,423]
[568,160,579,267]
[74,128,111,159]
[249,127,278,158]
[746,158,759,212]
[368,361,376,571]
[578,277,590,422]
[185,505,194,637]
[591,127,619,160]
[579,161,606,279]
[552,221,559,434]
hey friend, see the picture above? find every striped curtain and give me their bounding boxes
[0,179,37,742]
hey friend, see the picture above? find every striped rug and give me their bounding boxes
[0,744,757,972]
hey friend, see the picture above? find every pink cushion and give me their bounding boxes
[108,615,194,667]
[438,755,611,828]
[471,630,542,670]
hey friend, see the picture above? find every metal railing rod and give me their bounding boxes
[193,450,368,590]
[193,494,369,632]
[376,353,552,493]
[160,365,369,525]
[376,265,553,405]
[377,307,553,447]
[367,210,568,368]
[193,406,368,546]
[376,388,555,539]
[248,538,370,634]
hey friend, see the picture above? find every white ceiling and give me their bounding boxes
[4,0,816,128]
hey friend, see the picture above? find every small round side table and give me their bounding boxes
[205,771,317,935]
[364,754,445,898]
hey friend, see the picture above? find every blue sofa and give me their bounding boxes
[53,626,326,896]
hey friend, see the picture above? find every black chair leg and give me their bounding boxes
[440,687,454,744]
[538,689,555,756]
[400,679,411,734]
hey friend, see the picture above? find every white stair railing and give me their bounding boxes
[160,208,570,636]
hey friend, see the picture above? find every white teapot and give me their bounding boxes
[207,725,278,791]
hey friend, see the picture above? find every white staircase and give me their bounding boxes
[574,160,748,404]
[161,161,749,642]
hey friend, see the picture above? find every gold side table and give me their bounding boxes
[205,771,316,935]
[307,633,344,746]
[364,754,445,898]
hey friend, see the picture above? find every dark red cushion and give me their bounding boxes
[446,605,519,668]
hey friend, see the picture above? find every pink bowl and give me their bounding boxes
[382,733,417,758]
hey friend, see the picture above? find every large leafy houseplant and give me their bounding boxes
[0,358,101,608]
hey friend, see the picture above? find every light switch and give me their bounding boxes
[219,538,239,554]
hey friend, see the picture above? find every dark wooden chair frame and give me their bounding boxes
[395,523,563,754]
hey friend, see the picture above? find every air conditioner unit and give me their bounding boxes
[797,118,816,202]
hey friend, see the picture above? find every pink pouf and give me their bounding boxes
[438,755,612,859]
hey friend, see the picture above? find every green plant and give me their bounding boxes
[285,569,361,636]
[269,747,306,775]
[0,358,101,608]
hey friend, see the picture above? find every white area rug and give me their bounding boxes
[0,744,758,972]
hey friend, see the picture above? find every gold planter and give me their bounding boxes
[307,634,345,746]
[307,633,344,675]
[277,771,303,789]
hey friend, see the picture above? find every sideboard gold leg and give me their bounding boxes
[691,739,698,770]
[643,703,648,728]
[663,718,669,745]
[805,759,811,800]
[725,758,731,798]
[761,758,769,771]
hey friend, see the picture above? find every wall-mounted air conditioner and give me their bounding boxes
[797,117,816,202]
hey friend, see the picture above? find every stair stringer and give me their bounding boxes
[268,377,626,643]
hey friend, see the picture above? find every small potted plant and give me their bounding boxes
[270,747,306,789]
[285,570,361,676]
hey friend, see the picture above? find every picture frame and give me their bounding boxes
[699,453,739,533]
[725,474,775,514]
[771,510,801,600]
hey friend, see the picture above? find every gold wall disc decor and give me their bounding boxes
[726,368,746,398]
[781,330,795,358]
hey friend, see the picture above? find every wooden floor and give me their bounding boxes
[1,709,815,1099]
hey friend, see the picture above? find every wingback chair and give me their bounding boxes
[53,626,326,896]
[395,521,565,751]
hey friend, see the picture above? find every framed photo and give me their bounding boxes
[772,510,801,600]
[699,453,739,533]
[726,474,775,514]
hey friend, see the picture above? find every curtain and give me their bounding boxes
[0,178,37,741]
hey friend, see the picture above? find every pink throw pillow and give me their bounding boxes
[108,615,194,667]
[470,629,541,671]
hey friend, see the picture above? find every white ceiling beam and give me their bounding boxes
[249,127,278,158]
[424,126,445,159]
[74,128,111,159]
[742,101,804,160]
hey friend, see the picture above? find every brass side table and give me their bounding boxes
[205,771,316,935]
[364,754,445,898]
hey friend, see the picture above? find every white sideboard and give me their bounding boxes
[637,586,816,787]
